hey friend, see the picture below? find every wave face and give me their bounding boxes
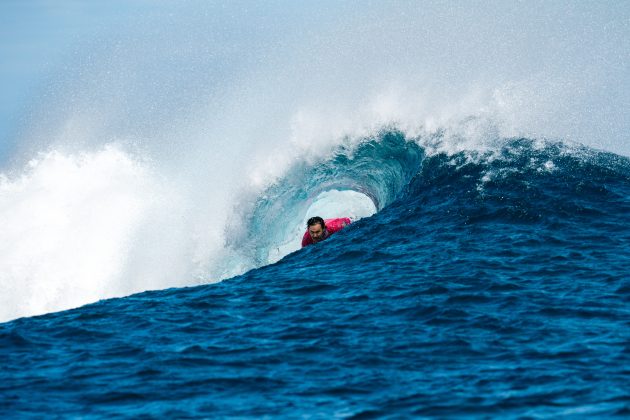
[2,134,629,417]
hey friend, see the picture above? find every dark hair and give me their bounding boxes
[307,216,326,229]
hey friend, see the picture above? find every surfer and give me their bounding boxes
[301,216,351,247]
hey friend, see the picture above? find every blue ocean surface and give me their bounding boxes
[1,132,629,417]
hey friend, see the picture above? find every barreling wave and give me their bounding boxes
[3,131,629,418]
[226,129,630,270]
[225,130,424,266]
[3,121,629,323]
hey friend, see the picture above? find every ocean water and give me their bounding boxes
[2,2,630,418]
[1,131,629,417]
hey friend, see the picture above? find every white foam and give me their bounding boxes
[0,146,166,320]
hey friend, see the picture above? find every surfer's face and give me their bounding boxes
[308,224,326,242]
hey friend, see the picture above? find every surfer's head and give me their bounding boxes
[307,216,327,243]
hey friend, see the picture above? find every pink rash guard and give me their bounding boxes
[301,217,352,248]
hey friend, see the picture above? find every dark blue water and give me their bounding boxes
[2,133,629,417]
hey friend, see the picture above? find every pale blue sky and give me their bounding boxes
[0,0,304,162]
[0,1,165,160]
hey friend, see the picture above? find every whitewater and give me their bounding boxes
[1,2,629,417]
